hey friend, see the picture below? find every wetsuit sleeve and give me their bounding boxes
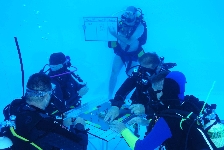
[121,117,172,150]
[35,118,88,150]
[111,76,137,108]
[121,128,139,150]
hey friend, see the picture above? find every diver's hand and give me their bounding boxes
[109,120,126,133]
[104,106,119,122]
[127,117,150,126]
[73,117,86,127]
[63,117,73,127]
[78,85,89,97]
[129,104,145,115]
[108,27,117,37]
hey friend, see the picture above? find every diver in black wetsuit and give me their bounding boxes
[109,71,223,150]
[104,52,176,122]
[40,52,89,116]
[3,73,88,150]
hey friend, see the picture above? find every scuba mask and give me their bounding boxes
[135,66,157,85]
[25,88,52,98]
[129,65,158,85]
[50,56,71,72]
[138,66,157,77]
[121,11,136,24]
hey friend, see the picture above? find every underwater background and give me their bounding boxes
[0,0,224,149]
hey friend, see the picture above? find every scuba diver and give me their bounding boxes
[109,71,224,150]
[104,52,176,122]
[108,6,147,99]
[40,52,89,116]
[1,73,88,150]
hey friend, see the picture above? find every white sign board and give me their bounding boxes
[83,17,118,41]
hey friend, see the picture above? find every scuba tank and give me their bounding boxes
[0,136,13,149]
[0,115,16,149]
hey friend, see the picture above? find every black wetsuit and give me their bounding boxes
[134,112,217,150]
[46,68,85,115]
[110,70,153,115]
[160,109,217,150]
[3,99,88,150]
[137,75,219,150]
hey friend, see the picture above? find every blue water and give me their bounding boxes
[0,0,224,149]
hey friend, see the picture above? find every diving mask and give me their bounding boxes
[26,88,52,97]
[138,66,157,77]
[121,11,136,23]
[50,57,70,71]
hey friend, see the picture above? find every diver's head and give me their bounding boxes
[150,71,187,111]
[138,52,161,76]
[25,73,52,110]
[122,6,138,25]
[151,71,169,101]
[49,52,71,71]
[165,71,186,101]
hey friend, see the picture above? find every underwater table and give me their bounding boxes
[65,98,139,150]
